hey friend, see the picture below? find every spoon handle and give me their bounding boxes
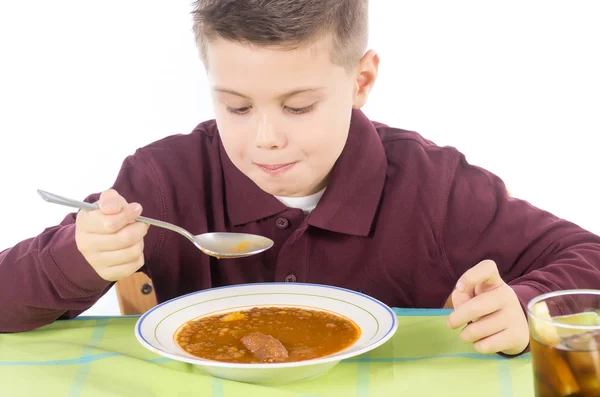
[37,189,197,244]
[38,189,99,211]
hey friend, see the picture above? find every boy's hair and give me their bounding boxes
[191,0,369,71]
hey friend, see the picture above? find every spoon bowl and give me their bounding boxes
[193,232,274,259]
[37,190,274,259]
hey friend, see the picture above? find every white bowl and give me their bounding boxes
[135,282,398,384]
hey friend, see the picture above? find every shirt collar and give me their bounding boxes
[306,109,387,236]
[220,109,387,236]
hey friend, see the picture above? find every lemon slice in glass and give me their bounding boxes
[553,311,599,326]
[531,301,561,346]
[552,311,599,337]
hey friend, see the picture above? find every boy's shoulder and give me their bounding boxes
[369,119,509,202]
[371,120,463,168]
[368,117,504,197]
[126,119,220,167]
[372,120,450,152]
[121,119,221,181]
[138,119,219,154]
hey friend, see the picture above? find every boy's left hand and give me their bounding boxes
[446,260,529,355]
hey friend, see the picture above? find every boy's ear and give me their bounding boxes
[352,50,380,109]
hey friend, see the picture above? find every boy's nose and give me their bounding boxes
[255,113,286,149]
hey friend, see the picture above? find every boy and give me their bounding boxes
[1,0,599,358]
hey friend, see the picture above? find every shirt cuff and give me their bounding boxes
[511,282,546,314]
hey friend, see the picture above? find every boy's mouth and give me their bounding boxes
[254,162,296,175]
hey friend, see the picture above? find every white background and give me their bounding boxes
[1,1,598,316]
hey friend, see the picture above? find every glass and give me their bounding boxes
[527,290,600,397]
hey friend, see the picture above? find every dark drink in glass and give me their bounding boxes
[528,290,600,397]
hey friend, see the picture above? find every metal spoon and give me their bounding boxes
[37,189,274,259]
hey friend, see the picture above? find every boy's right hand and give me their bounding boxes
[75,189,149,281]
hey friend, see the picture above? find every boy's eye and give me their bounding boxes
[226,106,252,115]
[285,104,314,115]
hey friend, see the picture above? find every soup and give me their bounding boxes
[174,306,361,363]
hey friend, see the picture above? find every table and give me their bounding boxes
[0,308,534,396]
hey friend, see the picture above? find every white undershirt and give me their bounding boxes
[274,188,326,214]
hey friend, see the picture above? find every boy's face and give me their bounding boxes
[206,37,378,197]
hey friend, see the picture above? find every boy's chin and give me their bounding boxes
[248,172,328,197]
[252,180,306,198]
[255,183,292,197]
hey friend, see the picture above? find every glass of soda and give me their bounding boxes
[527,290,600,397]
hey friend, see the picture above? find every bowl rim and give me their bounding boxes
[134,282,399,369]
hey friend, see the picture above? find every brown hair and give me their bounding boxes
[191,0,369,70]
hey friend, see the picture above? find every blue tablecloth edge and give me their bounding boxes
[67,308,451,322]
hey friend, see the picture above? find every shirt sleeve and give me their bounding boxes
[0,152,165,332]
[440,149,600,314]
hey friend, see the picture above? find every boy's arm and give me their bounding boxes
[0,215,112,332]
[441,150,600,311]
[0,153,164,332]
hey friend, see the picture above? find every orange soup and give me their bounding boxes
[175,307,361,363]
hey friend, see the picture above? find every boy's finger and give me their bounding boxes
[83,203,143,234]
[97,256,146,282]
[472,329,514,355]
[448,287,505,329]
[455,259,503,298]
[459,309,505,343]
[450,287,471,311]
[450,260,501,310]
[98,189,128,215]
[84,222,149,252]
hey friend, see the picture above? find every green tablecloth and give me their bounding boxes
[0,309,533,396]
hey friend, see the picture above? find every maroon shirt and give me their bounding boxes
[2,109,600,332]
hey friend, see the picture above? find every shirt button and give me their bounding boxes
[284,274,297,282]
[276,217,290,229]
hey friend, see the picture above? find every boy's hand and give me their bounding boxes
[446,260,529,355]
[75,189,149,282]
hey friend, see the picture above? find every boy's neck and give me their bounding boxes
[274,188,327,214]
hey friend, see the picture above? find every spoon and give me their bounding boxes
[37,189,274,259]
